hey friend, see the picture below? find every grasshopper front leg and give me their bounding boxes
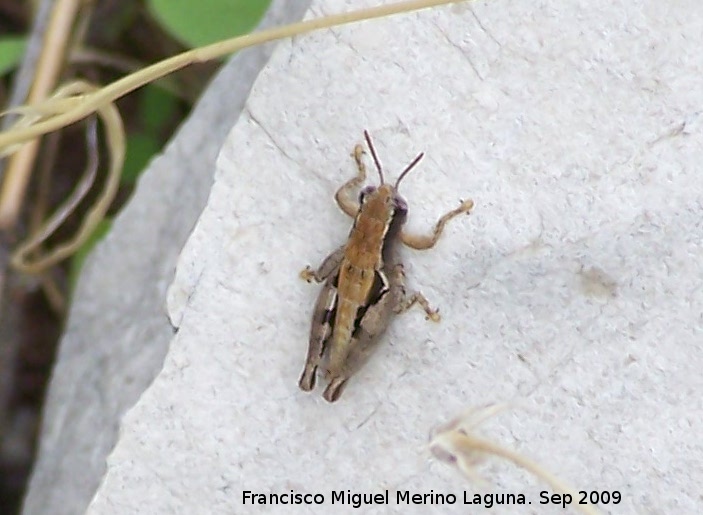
[322,264,439,401]
[401,199,474,250]
[334,144,367,218]
[298,246,345,391]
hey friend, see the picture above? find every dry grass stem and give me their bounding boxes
[10,82,124,275]
[429,405,602,515]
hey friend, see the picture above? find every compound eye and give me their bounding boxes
[394,196,408,214]
[359,186,375,203]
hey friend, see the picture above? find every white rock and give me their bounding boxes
[85,0,703,514]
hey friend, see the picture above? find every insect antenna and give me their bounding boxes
[394,151,425,190]
[364,130,385,184]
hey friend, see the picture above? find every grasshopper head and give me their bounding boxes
[361,130,423,227]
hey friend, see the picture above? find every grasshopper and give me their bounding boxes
[298,131,474,402]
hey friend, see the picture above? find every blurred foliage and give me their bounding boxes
[121,85,179,183]
[2,1,273,512]
[72,1,270,263]
[0,35,25,76]
[147,0,271,48]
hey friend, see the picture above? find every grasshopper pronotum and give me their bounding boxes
[298,131,473,402]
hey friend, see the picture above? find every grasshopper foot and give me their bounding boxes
[298,365,317,392]
[458,198,474,214]
[425,308,441,322]
[299,266,315,282]
[323,375,348,403]
[395,291,441,322]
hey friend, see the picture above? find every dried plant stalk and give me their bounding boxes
[429,405,602,515]
[9,82,124,275]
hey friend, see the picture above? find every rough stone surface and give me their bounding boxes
[89,0,703,513]
[20,3,311,514]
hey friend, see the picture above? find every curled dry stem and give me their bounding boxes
[429,404,602,515]
[9,81,124,275]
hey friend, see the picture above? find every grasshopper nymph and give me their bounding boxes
[298,131,474,402]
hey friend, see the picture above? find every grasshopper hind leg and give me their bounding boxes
[318,264,446,401]
[298,246,344,393]
[322,267,402,402]
[298,285,336,392]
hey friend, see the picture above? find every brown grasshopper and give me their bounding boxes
[298,131,474,402]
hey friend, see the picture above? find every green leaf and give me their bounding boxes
[147,0,271,48]
[0,36,26,76]
[140,85,178,132]
[122,133,160,184]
